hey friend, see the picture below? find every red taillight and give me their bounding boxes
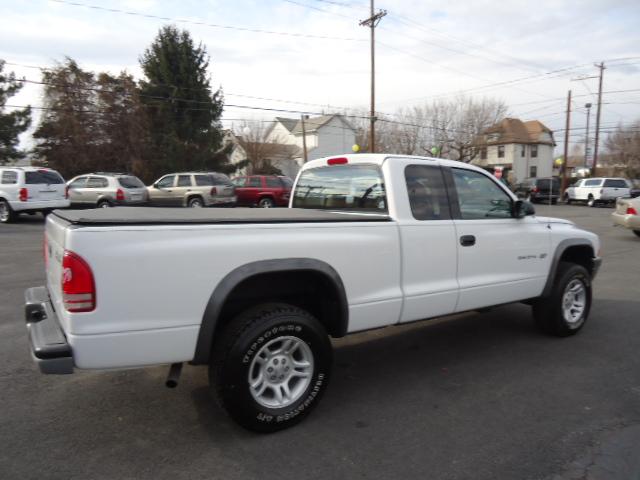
[627,206,638,215]
[210,187,217,195]
[43,232,49,268]
[327,157,348,165]
[531,186,539,193]
[62,251,95,313]
[64,186,69,199]
[116,188,125,201]
[19,187,28,202]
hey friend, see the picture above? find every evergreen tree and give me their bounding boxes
[0,60,32,164]
[139,25,227,174]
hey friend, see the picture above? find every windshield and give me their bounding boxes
[118,176,145,188]
[292,164,387,212]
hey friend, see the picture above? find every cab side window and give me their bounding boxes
[248,177,262,187]
[404,165,451,220]
[452,168,512,219]
[69,177,87,188]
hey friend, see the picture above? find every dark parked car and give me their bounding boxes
[231,175,293,208]
[513,177,560,204]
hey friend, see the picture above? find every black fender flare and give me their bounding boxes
[541,239,596,297]
[192,258,348,364]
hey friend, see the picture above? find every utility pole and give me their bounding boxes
[583,103,592,168]
[592,62,606,176]
[359,0,386,153]
[300,114,309,163]
[561,89,572,195]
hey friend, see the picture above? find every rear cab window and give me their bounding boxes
[25,170,64,185]
[292,164,387,212]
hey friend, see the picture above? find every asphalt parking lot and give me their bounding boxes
[1,204,639,480]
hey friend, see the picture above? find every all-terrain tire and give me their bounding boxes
[210,303,332,433]
[533,262,592,337]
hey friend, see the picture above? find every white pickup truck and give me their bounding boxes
[25,154,602,432]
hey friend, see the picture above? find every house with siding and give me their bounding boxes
[224,114,357,179]
[473,118,556,184]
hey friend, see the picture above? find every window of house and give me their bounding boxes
[521,145,526,157]
[177,175,192,187]
[480,147,487,160]
[531,145,538,158]
[404,165,451,220]
[452,168,512,219]
[497,145,505,158]
[1,171,18,184]
[529,166,537,178]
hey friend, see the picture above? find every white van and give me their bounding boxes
[0,167,70,223]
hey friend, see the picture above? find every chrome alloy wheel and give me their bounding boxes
[562,278,587,325]
[248,336,314,409]
[0,202,9,222]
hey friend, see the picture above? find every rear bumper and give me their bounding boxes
[612,212,640,229]
[24,287,73,374]
[10,199,70,212]
[207,195,237,207]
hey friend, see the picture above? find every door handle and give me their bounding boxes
[460,235,476,247]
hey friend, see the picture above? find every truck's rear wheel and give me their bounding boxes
[532,262,592,337]
[210,303,332,433]
[0,200,16,223]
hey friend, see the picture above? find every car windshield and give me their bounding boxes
[24,170,64,184]
[118,176,145,188]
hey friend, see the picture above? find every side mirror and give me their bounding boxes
[513,199,535,218]
[152,183,159,189]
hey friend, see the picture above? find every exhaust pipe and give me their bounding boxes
[165,362,183,388]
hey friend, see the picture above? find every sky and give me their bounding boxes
[2,0,640,155]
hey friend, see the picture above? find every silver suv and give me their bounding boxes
[147,172,236,207]
[67,173,148,208]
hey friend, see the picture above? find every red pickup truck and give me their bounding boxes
[232,175,293,208]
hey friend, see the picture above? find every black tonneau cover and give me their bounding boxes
[52,207,391,226]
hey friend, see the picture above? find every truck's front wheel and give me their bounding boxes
[532,262,592,336]
[210,303,332,433]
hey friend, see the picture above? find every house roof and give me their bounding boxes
[479,118,555,146]
[275,114,356,135]
[275,117,298,132]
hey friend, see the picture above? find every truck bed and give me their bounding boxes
[52,207,391,225]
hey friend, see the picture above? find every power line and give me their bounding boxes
[49,0,366,42]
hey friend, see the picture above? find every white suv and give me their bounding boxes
[0,167,70,223]
[564,177,631,207]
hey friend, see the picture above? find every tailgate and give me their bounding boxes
[25,169,66,202]
[45,214,70,319]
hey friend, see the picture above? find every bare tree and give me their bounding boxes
[232,120,296,174]
[604,121,640,178]
[349,96,508,161]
